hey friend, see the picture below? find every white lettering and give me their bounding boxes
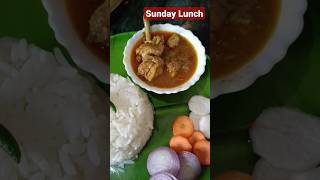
[146,10,176,18]
[171,11,176,19]
[146,10,152,17]
[146,9,204,19]
[178,10,203,18]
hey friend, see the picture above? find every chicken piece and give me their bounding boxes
[138,55,164,81]
[164,48,192,77]
[181,57,192,71]
[151,35,163,45]
[166,58,182,77]
[136,55,142,62]
[87,0,108,44]
[167,34,180,48]
[136,36,165,58]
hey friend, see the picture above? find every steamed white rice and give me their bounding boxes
[110,73,153,167]
[0,38,107,180]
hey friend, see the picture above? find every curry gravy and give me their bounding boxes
[66,0,108,63]
[131,31,198,88]
[212,0,280,79]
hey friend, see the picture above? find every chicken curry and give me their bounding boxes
[66,0,108,63]
[131,31,197,88]
[212,0,280,79]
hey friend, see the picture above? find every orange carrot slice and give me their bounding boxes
[172,116,194,138]
[188,131,206,145]
[193,140,210,166]
[169,136,192,153]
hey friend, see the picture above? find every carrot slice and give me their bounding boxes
[172,116,194,138]
[193,140,210,166]
[188,131,206,145]
[169,136,192,153]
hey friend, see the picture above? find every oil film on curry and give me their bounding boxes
[109,1,211,179]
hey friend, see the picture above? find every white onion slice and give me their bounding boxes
[147,147,180,176]
[189,112,202,130]
[199,115,210,139]
[188,96,210,115]
[177,151,201,180]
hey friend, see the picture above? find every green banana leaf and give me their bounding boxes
[213,130,258,175]
[110,32,211,179]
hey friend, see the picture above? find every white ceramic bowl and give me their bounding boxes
[123,24,206,94]
[213,0,307,98]
[42,0,108,83]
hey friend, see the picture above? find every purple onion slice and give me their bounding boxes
[177,151,201,180]
[150,172,178,180]
[147,147,180,176]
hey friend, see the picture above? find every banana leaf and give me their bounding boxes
[110,32,211,179]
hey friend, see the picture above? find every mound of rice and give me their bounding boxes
[110,73,153,168]
[0,38,107,180]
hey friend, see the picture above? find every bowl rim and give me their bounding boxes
[41,0,108,83]
[123,23,207,94]
[213,0,308,98]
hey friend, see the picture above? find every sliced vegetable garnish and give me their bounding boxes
[150,172,177,180]
[172,116,194,138]
[147,147,180,176]
[169,136,192,153]
[193,140,210,166]
[188,131,206,146]
[0,124,21,163]
[177,151,201,180]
